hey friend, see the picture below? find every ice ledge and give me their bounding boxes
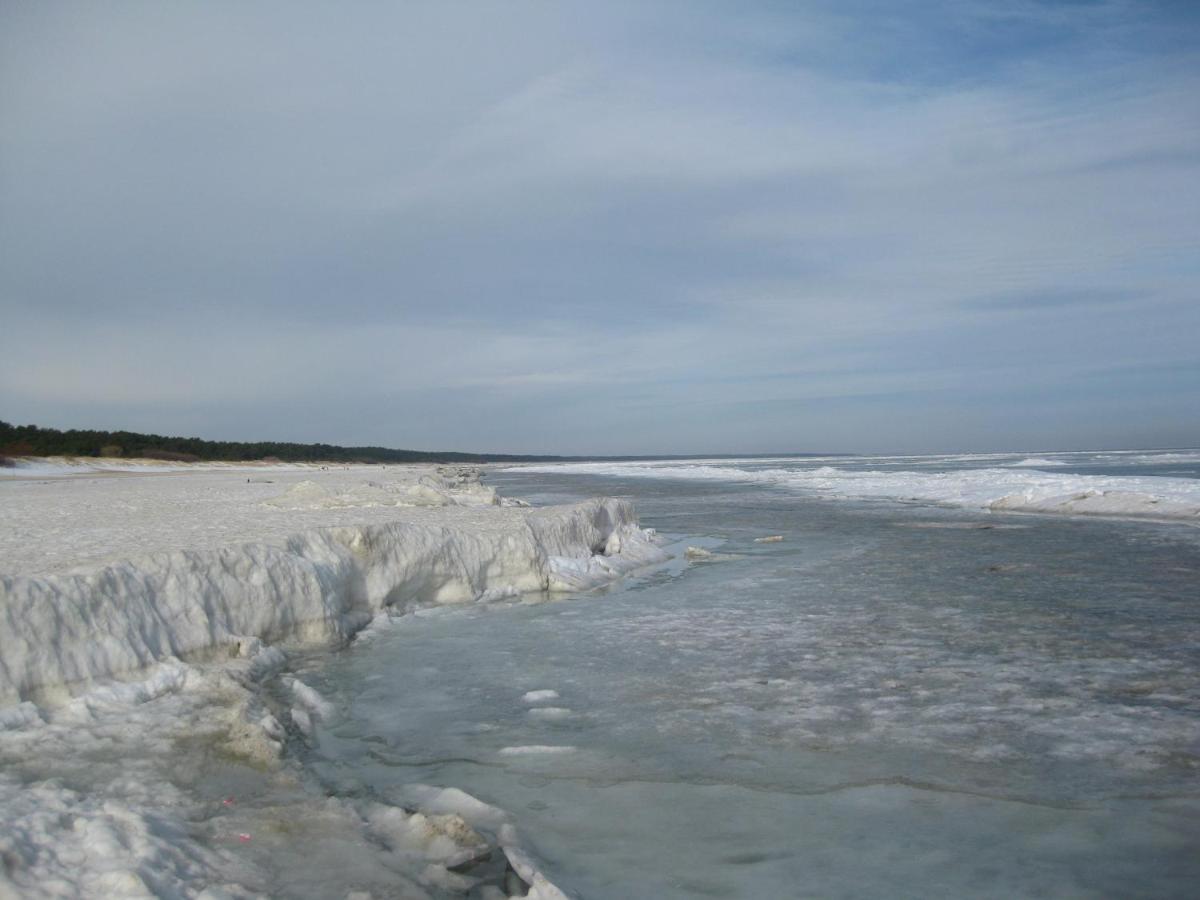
[0,498,667,706]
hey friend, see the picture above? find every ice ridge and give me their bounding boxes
[0,498,666,705]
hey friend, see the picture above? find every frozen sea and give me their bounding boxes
[296,451,1200,898]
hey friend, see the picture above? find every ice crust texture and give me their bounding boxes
[0,463,666,898]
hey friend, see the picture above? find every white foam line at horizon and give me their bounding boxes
[510,448,1200,470]
[509,461,1200,521]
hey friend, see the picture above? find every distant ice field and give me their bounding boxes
[512,448,1200,521]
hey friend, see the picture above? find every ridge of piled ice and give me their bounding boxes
[0,466,666,898]
[0,496,664,705]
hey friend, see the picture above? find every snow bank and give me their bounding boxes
[0,497,665,705]
[264,469,499,510]
[0,470,666,898]
[0,455,323,479]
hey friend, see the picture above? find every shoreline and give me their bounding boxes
[0,467,670,897]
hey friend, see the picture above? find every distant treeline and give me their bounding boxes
[0,421,568,464]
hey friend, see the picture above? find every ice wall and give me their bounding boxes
[0,498,664,705]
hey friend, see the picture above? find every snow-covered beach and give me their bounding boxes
[5,0,1199,894]
[0,461,667,898]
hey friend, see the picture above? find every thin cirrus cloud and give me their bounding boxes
[0,0,1197,454]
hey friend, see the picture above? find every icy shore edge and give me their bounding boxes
[0,494,668,898]
[0,496,664,706]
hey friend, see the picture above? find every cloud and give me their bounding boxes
[965,288,1144,310]
[1,1,1197,452]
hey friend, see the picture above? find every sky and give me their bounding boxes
[2,1,1198,455]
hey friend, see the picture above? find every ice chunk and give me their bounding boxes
[263,480,337,508]
[360,801,488,863]
[290,706,314,736]
[287,677,334,719]
[391,785,511,832]
[502,843,572,900]
[522,690,560,703]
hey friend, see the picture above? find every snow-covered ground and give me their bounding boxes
[0,460,511,575]
[0,463,668,898]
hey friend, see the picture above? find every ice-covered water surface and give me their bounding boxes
[307,468,1200,898]
[513,448,1200,521]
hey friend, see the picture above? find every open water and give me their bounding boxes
[302,451,1200,898]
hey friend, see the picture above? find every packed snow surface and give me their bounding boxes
[0,461,510,575]
[0,463,667,898]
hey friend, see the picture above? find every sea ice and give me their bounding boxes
[514,457,1200,521]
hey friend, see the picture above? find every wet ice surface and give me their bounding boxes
[307,471,1200,898]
